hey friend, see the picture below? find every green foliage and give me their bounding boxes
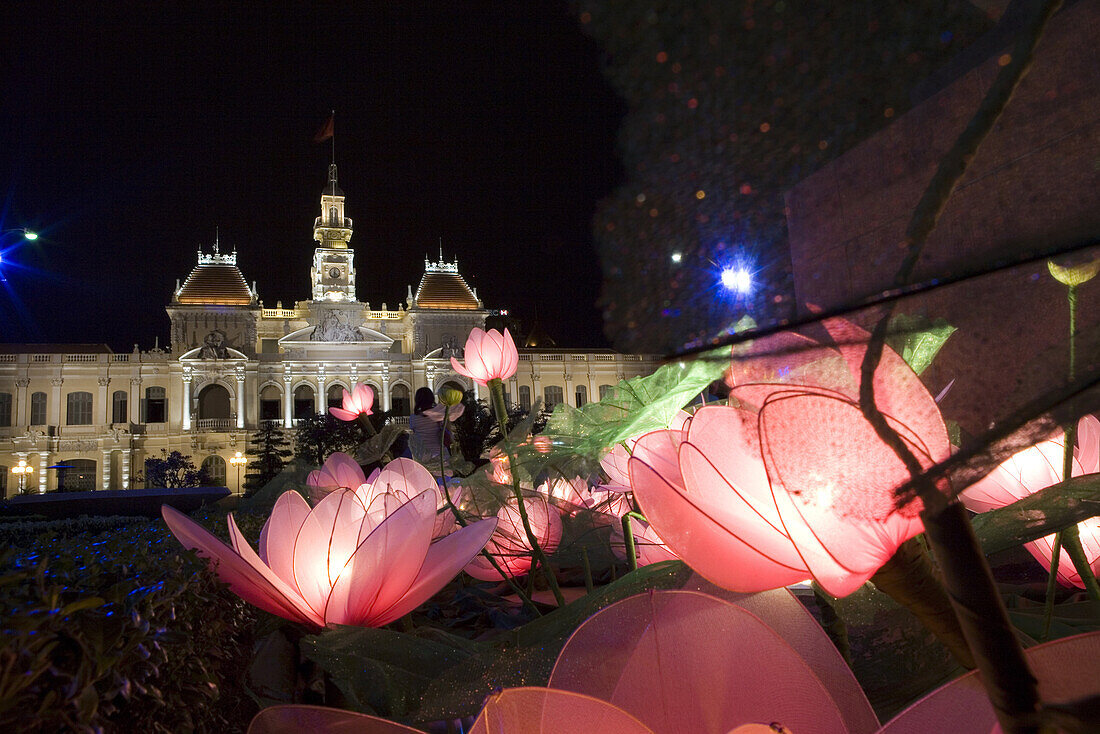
[972,474,1100,556]
[293,413,362,465]
[243,423,293,497]
[546,350,728,462]
[451,391,551,466]
[141,449,210,488]
[356,422,408,466]
[302,561,691,723]
[885,313,957,375]
[0,518,257,732]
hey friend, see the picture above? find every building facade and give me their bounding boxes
[0,165,657,496]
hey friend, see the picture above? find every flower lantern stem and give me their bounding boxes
[488,378,565,607]
[1055,284,1100,603]
[356,412,377,438]
[871,537,974,668]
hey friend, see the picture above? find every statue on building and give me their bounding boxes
[201,330,230,359]
[311,310,363,342]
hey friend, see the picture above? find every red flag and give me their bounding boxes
[313,114,334,143]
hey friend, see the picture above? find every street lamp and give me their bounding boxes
[230,451,248,495]
[10,459,34,495]
[2,228,37,241]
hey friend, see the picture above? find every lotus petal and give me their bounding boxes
[161,505,317,626]
[469,688,655,734]
[248,704,424,734]
[549,590,850,734]
[878,630,1100,734]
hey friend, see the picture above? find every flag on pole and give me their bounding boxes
[314,114,334,143]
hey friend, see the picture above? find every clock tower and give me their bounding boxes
[310,163,357,302]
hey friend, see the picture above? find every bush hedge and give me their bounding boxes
[0,513,261,732]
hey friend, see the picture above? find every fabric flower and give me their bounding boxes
[328,383,374,422]
[450,327,519,385]
[464,497,563,581]
[308,453,459,538]
[960,415,1100,587]
[162,488,497,628]
[629,317,949,597]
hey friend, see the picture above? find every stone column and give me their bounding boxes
[38,451,48,494]
[121,448,131,490]
[97,377,110,426]
[564,374,574,407]
[14,378,29,427]
[381,365,391,411]
[315,365,327,415]
[130,378,142,424]
[282,373,293,428]
[101,449,112,491]
[49,378,63,427]
[181,370,192,431]
[235,365,246,429]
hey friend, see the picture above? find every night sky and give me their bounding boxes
[0,2,624,351]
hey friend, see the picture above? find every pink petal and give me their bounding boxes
[328,407,358,421]
[374,457,438,502]
[629,429,808,592]
[162,505,316,626]
[601,444,633,486]
[1076,414,1100,474]
[548,590,850,734]
[373,516,499,625]
[227,514,323,626]
[260,490,312,590]
[248,705,426,734]
[879,630,1100,734]
[469,688,656,734]
[758,391,925,596]
[325,491,436,626]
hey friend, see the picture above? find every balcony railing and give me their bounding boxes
[195,418,235,431]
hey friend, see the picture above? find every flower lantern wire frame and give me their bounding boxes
[662,3,1100,731]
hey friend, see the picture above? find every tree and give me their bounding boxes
[141,450,209,488]
[293,413,362,466]
[242,423,293,497]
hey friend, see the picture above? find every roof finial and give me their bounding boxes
[439,237,443,262]
[214,226,220,255]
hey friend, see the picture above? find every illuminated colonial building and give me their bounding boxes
[0,165,657,496]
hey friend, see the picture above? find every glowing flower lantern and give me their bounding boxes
[464,497,563,581]
[308,453,459,538]
[960,415,1100,588]
[162,486,497,628]
[629,317,949,597]
[609,516,677,566]
[450,327,519,385]
[538,476,593,512]
[328,383,375,422]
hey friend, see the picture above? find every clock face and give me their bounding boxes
[328,266,342,279]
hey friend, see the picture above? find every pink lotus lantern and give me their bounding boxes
[450,327,519,385]
[308,453,460,538]
[163,477,496,628]
[960,415,1100,587]
[464,497,563,581]
[328,383,375,422]
[629,317,949,597]
[609,516,677,566]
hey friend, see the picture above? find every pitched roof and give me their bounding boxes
[176,263,254,305]
[414,268,480,310]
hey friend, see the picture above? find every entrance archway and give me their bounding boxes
[197,384,232,420]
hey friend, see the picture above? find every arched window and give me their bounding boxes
[259,385,281,421]
[327,384,346,409]
[111,390,128,424]
[575,384,587,408]
[293,384,315,419]
[197,384,231,420]
[144,386,166,423]
[66,392,93,425]
[544,385,563,408]
[202,455,226,486]
[390,384,410,416]
[58,459,95,491]
[30,392,47,425]
[0,392,11,427]
[329,205,339,225]
[598,384,614,400]
[519,385,531,412]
